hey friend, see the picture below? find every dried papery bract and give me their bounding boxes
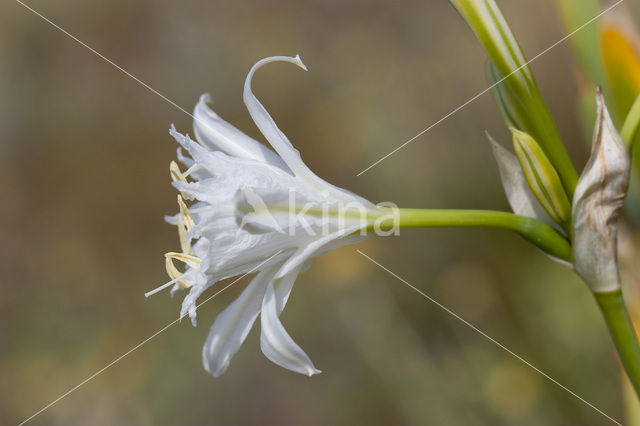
[572,88,631,293]
[488,133,554,226]
[488,133,571,265]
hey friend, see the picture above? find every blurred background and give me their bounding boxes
[2,0,640,424]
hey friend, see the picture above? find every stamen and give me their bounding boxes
[183,164,200,178]
[165,252,201,289]
[169,161,194,201]
[165,251,201,267]
[177,195,196,231]
[169,160,185,182]
[144,271,189,298]
[177,216,193,255]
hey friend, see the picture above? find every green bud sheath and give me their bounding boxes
[511,128,572,229]
[451,0,579,195]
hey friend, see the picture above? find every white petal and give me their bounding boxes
[488,132,556,227]
[572,89,630,293]
[176,147,195,168]
[260,267,320,376]
[179,247,294,325]
[273,260,311,315]
[202,263,279,377]
[242,56,307,175]
[193,94,289,170]
[242,55,371,205]
[275,225,362,280]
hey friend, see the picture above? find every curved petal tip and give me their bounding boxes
[246,56,308,87]
[307,368,322,377]
[293,54,308,71]
[199,92,212,105]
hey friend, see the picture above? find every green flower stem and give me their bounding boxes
[622,93,640,150]
[595,290,640,399]
[377,208,572,262]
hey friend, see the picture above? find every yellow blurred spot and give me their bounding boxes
[600,12,640,118]
[601,28,640,88]
[316,240,382,287]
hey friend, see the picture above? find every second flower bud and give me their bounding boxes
[511,128,572,232]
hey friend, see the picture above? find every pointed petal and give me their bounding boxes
[273,260,311,316]
[179,246,294,326]
[193,94,289,170]
[242,55,369,204]
[242,56,308,175]
[572,88,630,293]
[488,132,557,227]
[202,264,279,377]
[260,267,320,376]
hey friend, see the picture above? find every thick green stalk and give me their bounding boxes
[450,0,579,196]
[595,290,640,399]
[377,208,572,262]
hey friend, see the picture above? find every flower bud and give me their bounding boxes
[511,128,571,227]
[572,88,631,293]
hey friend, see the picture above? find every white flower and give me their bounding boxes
[147,55,387,377]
